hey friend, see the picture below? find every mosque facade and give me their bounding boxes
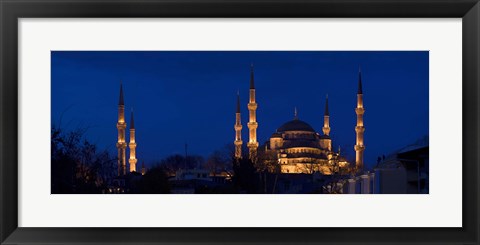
[234,66,366,175]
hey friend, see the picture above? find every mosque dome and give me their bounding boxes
[271,132,283,138]
[277,119,316,132]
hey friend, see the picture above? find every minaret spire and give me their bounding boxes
[116,82,127,176]
[129,109,137,173]
[119,81,125,105]
[236,90,241,113]
[294,107,298,120]
[325,94,329,116]
[322,94,331,136]
[234,92,243,159]
[250,63,255,89]
[129,108,135,129]
[355,67,366,171]
[358,66,363,94]
[247,64,259,162]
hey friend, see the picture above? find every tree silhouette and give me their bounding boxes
[135,166,171,194]
[232,157,259,194]
[51,125,115,194]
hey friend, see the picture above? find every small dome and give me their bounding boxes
[271,132,283,138]
[277,119,316,132]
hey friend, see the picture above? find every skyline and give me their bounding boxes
[51,51,429,170]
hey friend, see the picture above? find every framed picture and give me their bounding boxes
[1,0,478,244]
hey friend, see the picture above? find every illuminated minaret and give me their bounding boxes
[234,91,243,159]
[116,83,127,176]
[322,95,330,136]
[247,64,259,161]
[128,109,137,173]
[354,68,366,171]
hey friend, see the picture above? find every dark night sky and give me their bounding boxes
[51,51,428,170]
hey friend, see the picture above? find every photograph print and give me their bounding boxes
[51,51,428,194]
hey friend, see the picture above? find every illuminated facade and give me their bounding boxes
[322,95,331,136]
[116,83,127,176]
[355,68,365,170]
[116,83,140,176]
[247,64,259,161]
[234,92,243,159]
[265,105,346,175]
[234,67,365,175]
[129,110,137,172]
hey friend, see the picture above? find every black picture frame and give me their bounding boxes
[1,0,478,244]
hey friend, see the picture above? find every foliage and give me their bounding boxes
[51,125,116,194]
[232,157,259,194]
[204,145,234,176]
[159,154,205,176]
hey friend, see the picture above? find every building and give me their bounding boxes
[170,169,233,194]
[111,66,377,194]
[342,172,376,194]
[374,136,429,194]
[116,82,139,176]
[262,113,348,174]
[234,66,365,175]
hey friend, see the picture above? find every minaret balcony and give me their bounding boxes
[355,108,365,114]
[247,121,258,126]
[354,145,365,151]
[322,127,330,135]
[355,126,365,133]
[234,125,243,130]
[129,159,137,169]
[248,103,258,110]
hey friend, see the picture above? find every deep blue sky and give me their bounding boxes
[51,51,428,169]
